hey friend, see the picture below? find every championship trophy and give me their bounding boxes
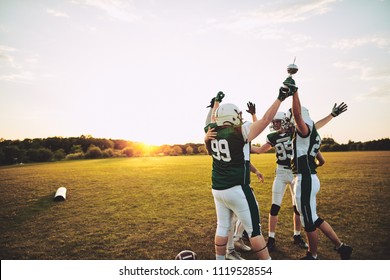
[287,57,298,77]
[283,57,298,91]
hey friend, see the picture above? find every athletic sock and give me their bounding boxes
[268,232,275,238]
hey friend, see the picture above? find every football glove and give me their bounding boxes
[331,102,348,117]
[283,77,298,95]
[278,87,289,101]
[206,97,215,108]
[215,91,225,103]
[246,102,256,115]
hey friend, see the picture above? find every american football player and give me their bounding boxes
[249,100,347,253]
[204,88,289,260]
[287,77,353,260]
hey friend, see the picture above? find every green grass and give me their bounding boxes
[0,151,389,260]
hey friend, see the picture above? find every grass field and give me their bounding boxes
[1,151,389,260]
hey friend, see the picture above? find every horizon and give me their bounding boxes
[1,0,389,146]
[1,133,388,147]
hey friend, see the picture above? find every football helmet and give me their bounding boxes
[285,106,311,124]
[269,111,286,131]
[175,250,197,260]
[215,103,242,126]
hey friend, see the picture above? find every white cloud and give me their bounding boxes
[332,35,390,52]
[201,0,337,51]
[46,8,70,18]
[333,61,390,81]
[209,0,337,31]
[334,60,390,101]
[0,46,49,84]
[245,0,337,25]
[0,72,35,83]
[71,0,141,22]
[358,84,390,101]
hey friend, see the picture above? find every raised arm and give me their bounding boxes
[247,88,289,142]
[315,102,348,129]
[246,102,258,122]
[204,91,225,126]
[292,90,309,136]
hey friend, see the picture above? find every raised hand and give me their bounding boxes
[331,102,348,117]
[278,87,289,101]
[246,102,256,115]
[206,97,216,108]
[215,91,225,103]
[283,77,298,95]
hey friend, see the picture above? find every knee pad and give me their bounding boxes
[270,204,281,216]
[293,205,300,216]
[304,224,316,232]
[315,217,324,228]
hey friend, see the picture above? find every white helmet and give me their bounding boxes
[285,106,312,124]
[269,111,286,131]
[215,103,242,126]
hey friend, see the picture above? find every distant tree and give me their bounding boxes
[197,145,208,155]
[37,148,54,162]
[158,145,171,156]
[113,139,131,150]
[65,152,84,160]
[84,145,103,159]
[122,147,134,157]
[2,145,23,164]
[170,146,183,156]
[102,148,114,158]
[322,137,338,145]
[71,144,83,154]
[53,149,66,161]
[25,148,53,162]
[185,145,194,155]
[0,149,4,164]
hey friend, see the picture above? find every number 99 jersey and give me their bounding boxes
[204,122,251,190]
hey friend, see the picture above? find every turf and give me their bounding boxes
[0,151,389,260]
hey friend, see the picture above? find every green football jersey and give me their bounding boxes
[291,122,321,175]
[266,131,293,167]
[205,122,251,190]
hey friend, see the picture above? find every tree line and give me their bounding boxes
[0,135,208,165]
[0,135,389,165]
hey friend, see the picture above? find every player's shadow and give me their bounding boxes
[12,193,58,226]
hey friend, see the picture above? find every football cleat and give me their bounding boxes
[300,251,318,260]
[266,237,276,252]
[234,238,251,252]
[226,250,245,260]
[336,243,353,260]
[293,235,309,249]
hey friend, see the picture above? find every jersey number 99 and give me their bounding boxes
[211,139,232,162]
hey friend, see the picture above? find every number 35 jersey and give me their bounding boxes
[204,122,251,190]
[266,132,293,168]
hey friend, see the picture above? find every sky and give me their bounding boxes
[0,0,389,146]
